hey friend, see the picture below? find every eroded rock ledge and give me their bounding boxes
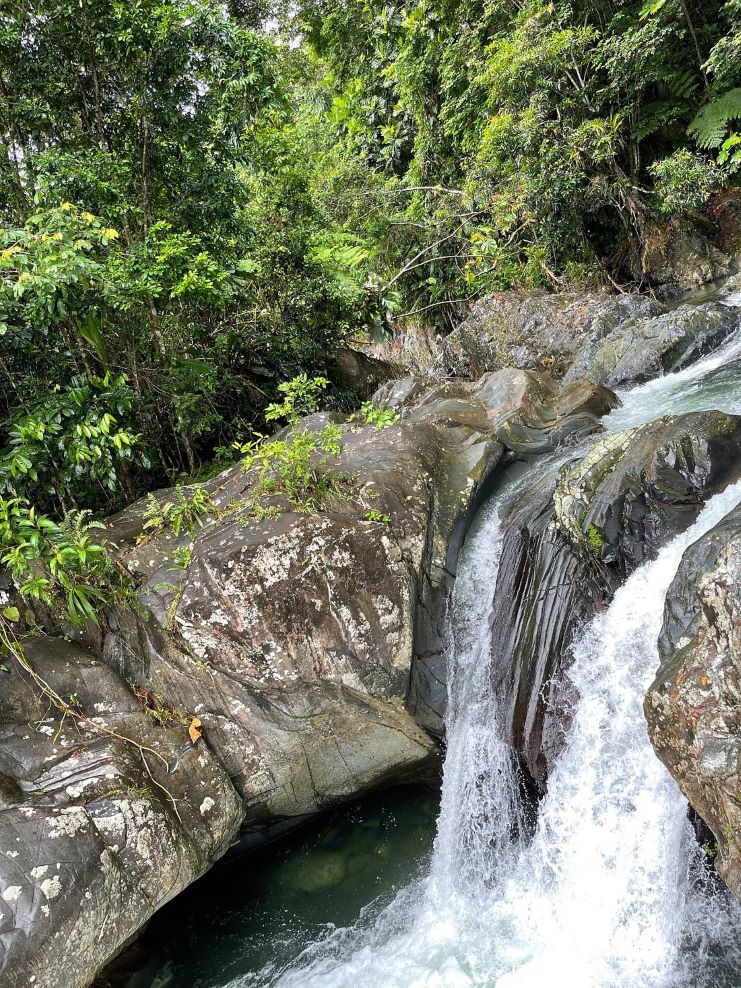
[489,410,741,786]
[0,639,242,988]
[0,368,614,987]
[434,290,740,388]
[645,504,741,899]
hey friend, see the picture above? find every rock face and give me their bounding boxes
[633,219,734,298]
[435,291,740,388]
[434,292,659,381]
[102,372,615,817]
[364,318,442,376]
[0,364,618,988]
[645,504,741,899]
[332,346,398,398]
[564,301,741,388]
[0,638,242,988]
[490,411,741,786]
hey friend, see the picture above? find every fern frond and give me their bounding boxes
[310,242,370,270]
[689,88,741,149]
[634,101,683,141]
[666,68,698,102]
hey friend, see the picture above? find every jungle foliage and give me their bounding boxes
[1,0,738,559]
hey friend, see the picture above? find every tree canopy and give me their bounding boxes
[1,0,738,545]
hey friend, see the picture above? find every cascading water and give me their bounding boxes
[268,492,741,988]
[110,292,741,988]
[268,483,518,988]
[262,334,741,987]
[605,291,741,430]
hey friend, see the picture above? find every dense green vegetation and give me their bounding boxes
[1,0,739,631]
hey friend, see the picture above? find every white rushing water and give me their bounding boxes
[268,493,741,987]
[252,300,741,988]
[605,293,741,430]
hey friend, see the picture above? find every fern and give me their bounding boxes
[307,233,372,293]
[60,508,106,536]
[309,241,370,271]
[634,101,684,141]
[688,88,741,148]
[666,68,698,102]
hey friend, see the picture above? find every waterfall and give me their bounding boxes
[267,471,741,988]
[487,476,741,988]
[244,297,741,988]
[428,494,525,901]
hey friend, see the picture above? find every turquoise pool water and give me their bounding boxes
[108,787,439,988]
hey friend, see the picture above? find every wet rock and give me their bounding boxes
[645,504,741,900]
[102,370,615,795]
[434,292,659,381]
[0,638,242,988]
[433,289,740,390]
[3,367,616,985]
[291,850,347,892]
[564,301,741,388]
[491,411,741,786]
[632,219,733,299]
[554,411,741,571]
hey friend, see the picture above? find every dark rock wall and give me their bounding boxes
[646,504,741,898]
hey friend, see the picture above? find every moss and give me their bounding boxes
[586,523,604,557]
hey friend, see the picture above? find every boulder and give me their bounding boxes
[489,411,741,786]
[645,503,741,899]
[563,300,741,388]
[433,288,740,390]
[103,370,616,786]
[434,292,659,380]
[364,318,442,376]
[332,346,398,399]
[0,638,242,988]
[633,219,733,298]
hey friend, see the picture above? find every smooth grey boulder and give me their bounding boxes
[434,290,740,390]
[0,638,242,988]
[434,292,659,381]
[490,411,741,786]
[645,504,741,900]
[103,370,616,784]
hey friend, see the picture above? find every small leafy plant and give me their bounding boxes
[236,375,347,516]
[142,485,216,539]
[586,523,604,558]
[169,544,192,571]
[0,500,131,626]
[363,509,390,524]
[352,401,400,429]
[265,374,330,425]
[239,423,344,514]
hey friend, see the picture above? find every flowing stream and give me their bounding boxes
[605,290,741,430]
[119,292,741,988]
[268,484,741,988]
[262,296,741,988]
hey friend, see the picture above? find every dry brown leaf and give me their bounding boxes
[188,716,202,744]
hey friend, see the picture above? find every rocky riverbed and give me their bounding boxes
[2,269,740,988]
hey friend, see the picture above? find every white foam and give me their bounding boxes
[241,329,741,988]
